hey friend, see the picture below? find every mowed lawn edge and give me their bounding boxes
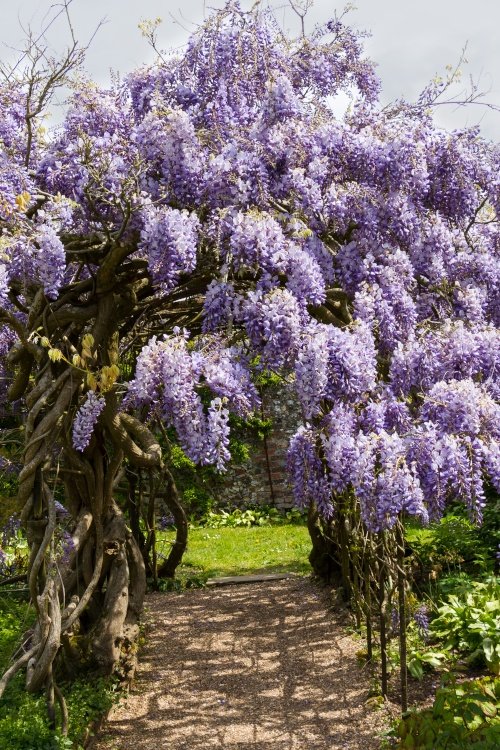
[157,524,312,579]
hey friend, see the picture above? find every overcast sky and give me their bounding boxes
[2,0,499,139]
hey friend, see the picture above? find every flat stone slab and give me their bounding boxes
[206,572,296,586]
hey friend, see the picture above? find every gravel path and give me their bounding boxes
[94,577,390,750]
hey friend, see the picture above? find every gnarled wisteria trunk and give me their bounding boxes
[11,284,160,690]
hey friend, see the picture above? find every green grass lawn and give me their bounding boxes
[157,524,312,580]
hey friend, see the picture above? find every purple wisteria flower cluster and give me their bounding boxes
[126,332,259,470]
[139,205,200,291]
[0,0,498,534]
[72,391,106,452]
[1,514,21,547]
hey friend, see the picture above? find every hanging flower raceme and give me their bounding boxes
[202,346,260,417]
[33,225,66,299]
[139,204,200,291]
[287,426,333,519]
[72,391,106,452]
[321,402,360,493]
[409,379,500,522]
[295,321,377,418]
[390,322,500,400]
[227,210,288,275]
[125,333,259,470]
[243,288,303,369]
[206,398,231,471]
[285,245,326,305]
[202,280,236,333]
[0,265,9,308]
[314,408,429,532]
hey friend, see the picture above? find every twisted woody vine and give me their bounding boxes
[0,0,499,728]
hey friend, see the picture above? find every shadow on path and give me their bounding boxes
[94,578,389,750]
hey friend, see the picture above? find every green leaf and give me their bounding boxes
[465,702,487,719]
[433,692,447,717]
[420,652,447,667]
[408,659,424,680]
[481,701,497,718]
[483,637,494,662]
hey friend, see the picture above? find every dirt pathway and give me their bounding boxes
[94,578,391,750]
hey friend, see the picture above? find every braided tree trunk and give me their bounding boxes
[0,243,190,711]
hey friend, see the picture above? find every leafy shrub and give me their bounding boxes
[0,672,118,750]
[433,570,477,598]
[0,597,33,672]
[194,505,306,529]
[406,514,493,579]
[1,517,29,579]
[396,675,500,749]
[1,598,118,749]
[154,573,206,592]
[430,577,500,674]
[476,490,500,569]
[407,648,448,680]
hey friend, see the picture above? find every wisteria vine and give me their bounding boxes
[0,0,498,709]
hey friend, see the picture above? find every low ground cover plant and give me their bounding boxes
[0,593,119,750]
[429,577,500,675]
[396,675,500,749]
[190,505,306,529]
[387,504,500,747]
[0,543,119,750]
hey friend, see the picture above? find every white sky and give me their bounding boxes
[1,0,499,139]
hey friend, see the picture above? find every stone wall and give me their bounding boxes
[216,384,302,510]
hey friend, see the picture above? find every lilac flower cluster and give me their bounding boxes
[310,373,499,529]
[72,391,106,452]
[390,322,500,399]
[58,530,76,566]
[262,74,302,125]
[203,346,260,417]
[294,325,330,419]
[34,224,66,299]
[202,281,236,333]
[285,246,326,305]
[321,403,359,492]
[158,513,175,530]
[228,211,288,275]
[0,264,9,308]
[421,379,500,441]
[319,415,429,532]
[295,322,377,418]
[37,85,137,228]
[243,289,303,369]
[206,398,231,471]
[351,246,417,351]
[152,109,206,204]
[55,501,69,517]
[1,514,21,547]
